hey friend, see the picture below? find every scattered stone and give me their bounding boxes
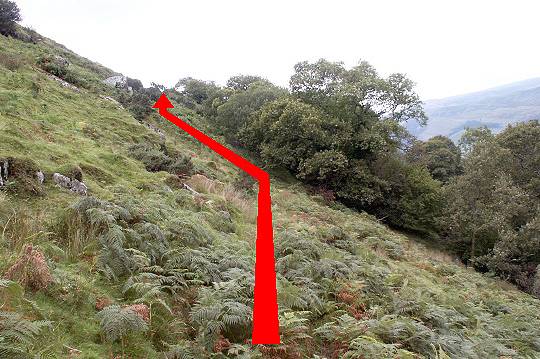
[70,179,88,196]
[183,183,200,195]
[145,123,166,141]
[99,95,124,109]
[36,170,45,184]
[53,55,70,68]
[103,75,127,88]
[0,159,8,187]
[53,172,88,195]
[103,75,133,93]
[53,172,71,188]
[46,73,80,92]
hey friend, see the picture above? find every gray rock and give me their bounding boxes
[70,179,88,196]
[103,75,128,88]
[53,172,88,195]
[36,171,45,184]
[53,55,70,68]
[1,160,8,179]
[53,172,71,189]
[47,74,79,92]
[0,159,8,187]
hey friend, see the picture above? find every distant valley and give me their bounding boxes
[409,77,540,140]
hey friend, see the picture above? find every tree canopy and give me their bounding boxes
[0,0,21,36]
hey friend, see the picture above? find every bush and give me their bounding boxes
[0,0,21,37]
[128,144,193,177]
[37,55,68,78]
[37,54,86,88]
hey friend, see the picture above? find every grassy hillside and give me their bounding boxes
[2,32,540,359]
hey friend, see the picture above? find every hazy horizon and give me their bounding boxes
[15,0,540,100]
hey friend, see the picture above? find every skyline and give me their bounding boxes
[15,0,540,100]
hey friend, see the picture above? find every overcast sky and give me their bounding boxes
[15,0,540,100]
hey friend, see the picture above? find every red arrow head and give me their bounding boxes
[153,93,174,110]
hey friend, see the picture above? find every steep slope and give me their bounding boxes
[408,77,540,141]
[2,32,540,358]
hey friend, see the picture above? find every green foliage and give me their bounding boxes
[0,0,21,37]
[190,270,253,349]
[36,54,88,88]
[444,120,540,295]
[96,305,148,343]
[407,135,462,183]
[290,59,427,124]
[117,86,162,121]
[3,23,540,359]
[0,311,51,358]
[128,143,194,177]
[215,80,287,136]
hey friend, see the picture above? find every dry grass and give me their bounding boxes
[0,205,48,250]
[187,174,257,223]
[0,52,25,71]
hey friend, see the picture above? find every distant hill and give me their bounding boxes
[408,78,540,141]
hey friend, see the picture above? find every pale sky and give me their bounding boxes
[15,0,540,100]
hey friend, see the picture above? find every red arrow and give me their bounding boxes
[153,93,280,344]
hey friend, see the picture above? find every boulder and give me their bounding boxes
[103,75,128,88]
[70,179,88,196]
[36,171,45,184]
[53,55,70,68]
[53,172,71,189]
[53,172,88,195]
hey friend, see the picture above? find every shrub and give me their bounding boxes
[128,144,193,177]
[12,26,41,44]
[0,0,21,37]
[37,55,68,78]
[37,54,86,87]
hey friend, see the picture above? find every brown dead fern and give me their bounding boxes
[4,244,52,290]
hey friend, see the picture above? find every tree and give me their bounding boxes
[443,121,540,295]
[290,59,427,125]
[407,135,462,183]
[176,77,220,105]
[372,155,443,233]
[239,98,344,171]
[0,0,21,37]
[458,126,493,156]
[215,81,287,136]
[226,75,269,91]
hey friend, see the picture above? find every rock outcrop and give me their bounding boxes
[52,172,88,195]
[103,75,133,93]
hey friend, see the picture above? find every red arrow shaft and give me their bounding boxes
[158,108,280,344]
